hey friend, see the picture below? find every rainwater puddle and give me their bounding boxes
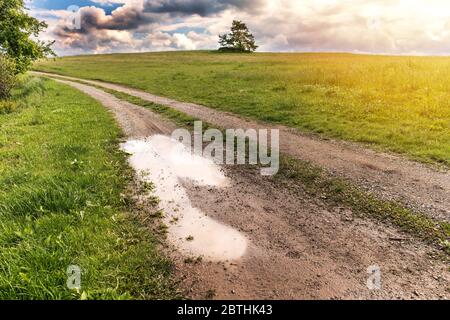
[121,135,247,261]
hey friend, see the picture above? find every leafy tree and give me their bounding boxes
[0,0,54,74]
[219,20,258,53]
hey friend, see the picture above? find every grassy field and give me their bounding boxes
[0,77,177,299]
[34,51,450,167]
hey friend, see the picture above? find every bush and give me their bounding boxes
[0,55,17,99]
[0,100,18,114]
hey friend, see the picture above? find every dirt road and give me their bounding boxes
[45,77,450,300]
[32,72,450,223]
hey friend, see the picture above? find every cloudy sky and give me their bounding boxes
[28,0,450,56]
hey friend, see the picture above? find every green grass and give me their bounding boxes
[0,77,178,299]
[99,86,450,255]
[34,51,450,167]
[102,89,202,129]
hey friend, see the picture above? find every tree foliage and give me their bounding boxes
[0,55,16,99]
[0,0,54,75]
[219,20,258,53]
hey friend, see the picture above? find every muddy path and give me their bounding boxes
[32,71,450,223]
[48,78,449,300]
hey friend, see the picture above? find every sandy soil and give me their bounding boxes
[32,72,450,222]
[46,77,449,300]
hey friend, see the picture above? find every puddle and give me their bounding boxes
[121,135,247,261]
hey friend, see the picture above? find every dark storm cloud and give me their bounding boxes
[143,0,262,17]
[61,5,157,35]
[59,0,262,36]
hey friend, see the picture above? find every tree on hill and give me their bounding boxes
[219,20,258,53]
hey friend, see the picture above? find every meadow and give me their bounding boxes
[0,77,177,299]
[34,51,450,167]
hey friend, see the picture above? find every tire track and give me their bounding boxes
[32,71,450,222]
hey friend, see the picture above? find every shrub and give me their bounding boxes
[0,55,17,99]
[0,100,18,114]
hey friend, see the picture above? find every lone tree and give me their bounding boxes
[219,20,258,53]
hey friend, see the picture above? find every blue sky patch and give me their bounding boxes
[30,0,124,14]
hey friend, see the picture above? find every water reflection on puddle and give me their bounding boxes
[121,135,247,261]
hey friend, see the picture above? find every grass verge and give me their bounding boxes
[0,77,179,299]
